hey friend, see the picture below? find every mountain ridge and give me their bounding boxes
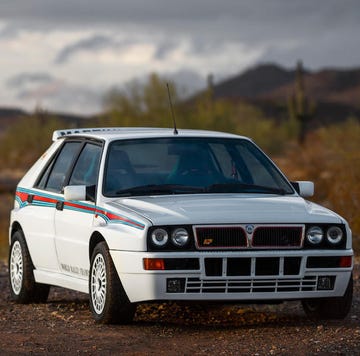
[212,63,360,109]
[1,63,359,132]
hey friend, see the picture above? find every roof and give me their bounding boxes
[52,127,247,142]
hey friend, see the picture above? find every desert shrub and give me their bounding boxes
[102,73,179,128]
[0,194,12,260]
[102,74,292,155]
[0,110,63,170]
[280,118,360,252]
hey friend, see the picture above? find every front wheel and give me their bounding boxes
[89,242,136,324]
[8,230,50,303]
[302,275,353,320]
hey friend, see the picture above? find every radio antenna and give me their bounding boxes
[166,83,178,135]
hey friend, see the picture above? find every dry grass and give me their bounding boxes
[0,194,13,260]
[277,119,360,253]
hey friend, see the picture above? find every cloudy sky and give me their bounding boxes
[1,0,360,115]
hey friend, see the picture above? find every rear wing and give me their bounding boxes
[52,127,125,141]
[52,127,169,141]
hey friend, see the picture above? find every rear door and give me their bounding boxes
[27,141,83,272]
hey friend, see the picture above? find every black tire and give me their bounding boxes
[8,230,50,303]
[302,275,353,320]
[89,242,136,324]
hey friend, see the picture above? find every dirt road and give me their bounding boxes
[0,261,359,355]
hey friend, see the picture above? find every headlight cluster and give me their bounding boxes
[148,226,193,251]
[305,224,345,248]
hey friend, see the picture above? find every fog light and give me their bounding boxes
[317,276,335,290]
[166,278,185,293]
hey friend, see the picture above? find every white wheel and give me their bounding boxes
[89,241,136,324]
[90,253,107,315]
[10,240,23,295]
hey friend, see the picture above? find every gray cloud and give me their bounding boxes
[55,34,180,64]
[0,1,358,42]
[1,0,360,114]
[7,72,54,88]
[6,72,102,114]
[0,23,20,39]
[54,35,123,64]
[153,41,177,60]
[0,1,357,25]
[2,0,358,69]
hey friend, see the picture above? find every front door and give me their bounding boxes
[54,142,102,279]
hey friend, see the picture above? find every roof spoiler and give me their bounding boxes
[52,128,119,141]
[52,127,171,141]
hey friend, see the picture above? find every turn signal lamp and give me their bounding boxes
[143,258,165,270]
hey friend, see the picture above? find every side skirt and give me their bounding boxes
[34,269,89,294]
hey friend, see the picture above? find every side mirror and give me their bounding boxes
[291,181,314,198]
[64,185,86,201]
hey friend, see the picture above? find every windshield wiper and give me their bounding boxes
[116,184,204,196]
[206,182,286,195]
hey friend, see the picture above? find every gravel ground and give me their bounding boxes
[0,261,359,355]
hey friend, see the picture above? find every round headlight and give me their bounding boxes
[171,228,190,247]
[151,228,169,247]
[327,226,343,245]
[306,226,324,244]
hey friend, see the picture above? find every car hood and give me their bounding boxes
[105,194,343,226]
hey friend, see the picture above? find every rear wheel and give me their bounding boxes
[9,230,50,303]
[89,242,136,324]
[302,275,353,320]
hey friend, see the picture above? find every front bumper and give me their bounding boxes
[110,249,353,303]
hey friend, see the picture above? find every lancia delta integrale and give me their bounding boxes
[9,128,353,323]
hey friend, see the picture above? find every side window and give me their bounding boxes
[44,142,82,193]
[69,143,102,186]
[36,158,56,189]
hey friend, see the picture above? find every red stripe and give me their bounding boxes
[106,212,143,228]
[35,195,58,204]
[64,201,96,212]
[95,209,143,228]
[16,191,28,202]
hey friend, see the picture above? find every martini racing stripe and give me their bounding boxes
[94,209,145,229]
[15,187,145,230]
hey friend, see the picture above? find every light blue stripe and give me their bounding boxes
[17,186,145,230]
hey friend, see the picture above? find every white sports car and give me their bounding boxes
[9,127,353,323]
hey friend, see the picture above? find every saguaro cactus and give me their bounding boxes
[288,60,314,144]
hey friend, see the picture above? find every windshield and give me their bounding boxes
[103,137,294,197]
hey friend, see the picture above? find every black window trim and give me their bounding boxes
[34,137,104,195]
[66,140,104,202]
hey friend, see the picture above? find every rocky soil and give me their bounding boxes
[0,261,359,355]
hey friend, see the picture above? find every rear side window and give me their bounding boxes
[37,141,82,193]
[69,143,102,186]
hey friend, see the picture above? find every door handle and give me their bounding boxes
[56,201,64,211]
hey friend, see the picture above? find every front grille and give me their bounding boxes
[194,225,304,250]
[252,226,303,248]
[185,276,318,294]
[195,226,247,249]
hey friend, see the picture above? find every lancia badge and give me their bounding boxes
[245,224,254,234]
